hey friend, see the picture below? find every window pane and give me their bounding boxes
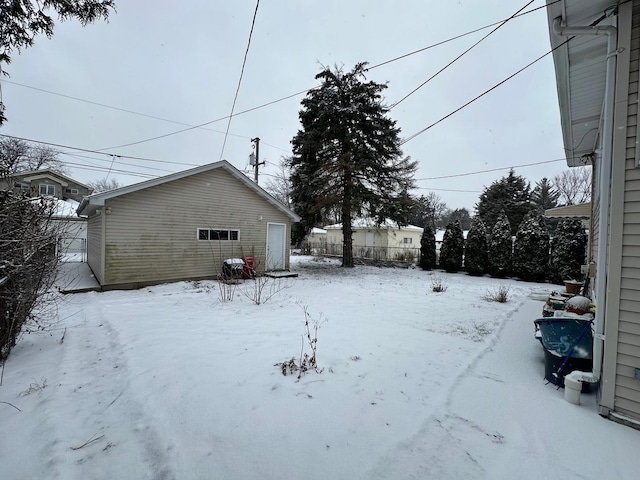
[198,229,209,240]
[219,230,229,240]
[230,230,239,240]
[210,230,221,240]
[40,184,55,195]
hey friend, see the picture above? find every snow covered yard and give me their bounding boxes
[1,255,637,479]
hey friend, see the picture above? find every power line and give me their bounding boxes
[400,37,572,146]
[2,3,557,155]
[415,187,482,193]
[62,151,175,173]
[0,133,200,167]
[94,88,308,152]
[57,161,157,178]
[219,0,261,161]
[415,158,566,181]
[2,133,571,189]
[0,78,292,152]
[97,2,556,152]
[390,1,534,109]
[367,1,559,71]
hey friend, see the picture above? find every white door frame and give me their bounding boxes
[266,222,286,270]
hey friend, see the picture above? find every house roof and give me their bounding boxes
[324,219,423,232]
[76,160,300,221]
[435,229,469,242]
[544,202,591,219]
[545,0,615,166]
[14,169,92,190]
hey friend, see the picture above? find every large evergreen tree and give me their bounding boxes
[488,211,512,278]
[420,223,436,270]
[549,219,587,283]
[1,1,116,126]
[290,63,417,267]
[531,177,559,212]
[476,169,531,235]
[439,221,464,273]
[464,217,488,276]
[513,211,550,281]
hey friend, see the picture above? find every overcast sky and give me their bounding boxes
[0,0,569,211]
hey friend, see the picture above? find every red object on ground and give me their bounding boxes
[242,256,255,279]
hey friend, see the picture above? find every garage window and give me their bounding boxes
[197,228,240,241]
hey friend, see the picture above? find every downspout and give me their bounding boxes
[552,17,617,395]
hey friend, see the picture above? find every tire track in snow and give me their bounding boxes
[44,293,177,479]
[366,296,530,479]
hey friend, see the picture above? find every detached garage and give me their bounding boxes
[76,161,299,290]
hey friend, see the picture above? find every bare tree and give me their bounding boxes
[87,177,121,193]
[263,157,292,207]
[0,137,68,175]
[553,167,591,206]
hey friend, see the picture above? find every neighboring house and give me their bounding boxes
[302,227,328,254]
[0,170,91,259]
[546,1,640,425]
[324,219,423,261]
[76,160,300,290]
[544,203,591,230]
[0,169,93,203]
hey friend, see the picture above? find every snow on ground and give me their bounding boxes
[1,256,638,479]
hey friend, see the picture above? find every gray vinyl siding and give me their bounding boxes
[101,168,291,288]
[616,4,640,420]
[87,213,104,284]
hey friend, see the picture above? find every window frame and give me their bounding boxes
[39,184,56,196]
[197,228,240,242]
[402,237,413,244]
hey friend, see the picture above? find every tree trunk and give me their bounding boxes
[341,155,354,268]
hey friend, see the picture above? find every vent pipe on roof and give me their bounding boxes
[552,16,617,404]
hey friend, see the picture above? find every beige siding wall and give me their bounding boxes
[101,168,291,287]
[615,4,640,420]
[324,227,421,261]
[87,212,104,284]
[387,229,423,249]
[325,228,389,248]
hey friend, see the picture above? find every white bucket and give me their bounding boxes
[564,377,582,405]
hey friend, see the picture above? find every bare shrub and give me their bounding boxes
[484,285,511,303]
[276,306,326,379]
[240,276,294,305]
[1,192,61,360]
[431,276,448,293]
[217,279,237,303]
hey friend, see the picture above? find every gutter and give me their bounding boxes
[552,17,617,401]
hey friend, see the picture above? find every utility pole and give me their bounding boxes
[250,137,264,184]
